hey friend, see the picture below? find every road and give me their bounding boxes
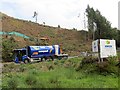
[68,56,79,59]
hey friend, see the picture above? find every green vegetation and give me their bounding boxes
[86,5,119,47]
[2,57,119,88]
[2,37,18,62]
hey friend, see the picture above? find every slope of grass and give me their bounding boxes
[2,57,119,88]
[1,13,91,56]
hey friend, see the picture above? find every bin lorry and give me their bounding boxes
[14,45,68,63]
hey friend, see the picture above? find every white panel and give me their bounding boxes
[54,45,59,55]
[92,40,98,52]
[100,39,117,58]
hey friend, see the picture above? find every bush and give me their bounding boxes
[19,66,27,72]
[95,57,118,75]
[2,63,18,73]
[29,37,34,41]
[30,69,38,75]
[33,79,45,88]
[107,56,118,65]
[48,75,61,88]
[81,56,98,64]
[60,60,65,64]
[7,77,18,89]
[64,61,72,68]
[96,61,118,75]
[25,74,37,86]
[2,38,18,62]
[75,61,81,71]
[53,61,58,65]
[78,56,119,75]
[58,25,60,28]
[47,64,54,71]
[96,61,109,73]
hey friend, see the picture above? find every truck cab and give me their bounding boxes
[14,48,27,63]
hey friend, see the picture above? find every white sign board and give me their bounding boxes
[92,39,117,58]
[92,40,98,52]
[100,39,117,58]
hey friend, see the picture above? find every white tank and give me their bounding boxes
[54,45,59,55]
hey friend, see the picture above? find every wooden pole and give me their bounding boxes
[98,39,101,63]
[98,28,101,63]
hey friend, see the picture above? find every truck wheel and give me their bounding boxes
[50,56,54,61]
[41,57,47,61]
[44,57,47,61]
[41,58,43,62]
[58,57,62,60]
[41,57,45,62]
[24,59,30,64]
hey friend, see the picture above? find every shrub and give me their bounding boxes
[33,79,45,88]
[60,60,65,64]
[25,74,37,86]
[107,56,118,65]
[29,37,34,41]
[53,61,58,65]
[7,77,18,89]
[75,61,81,71]
[19,66,26,72]
[96,57,118,75]
[29,69,39,75]
[64,61,72,68]
[3,63,18,73]
[2,38,18,62]
[78,56,119,75]
[81,56,98,64]
[47,64,54,71]
[96,61,109,73]
[58,25,60,28]
[48,75,61,88]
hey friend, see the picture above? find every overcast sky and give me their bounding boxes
[0,0,119,30]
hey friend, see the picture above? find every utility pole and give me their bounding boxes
[98,27,102,62]
[33,11,38,23]
[78,12,88,41]
[83,12,87,41]
[83,12,86,41]
[93,22,96,41]
[83,12,86,30]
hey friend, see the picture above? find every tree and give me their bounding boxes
[2,37,18,62]
[117,30,120,47]
[86,5,117,40]
[86,5,95,39]
[58,25,60,28]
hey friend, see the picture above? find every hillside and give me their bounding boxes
[1,12,92,56]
